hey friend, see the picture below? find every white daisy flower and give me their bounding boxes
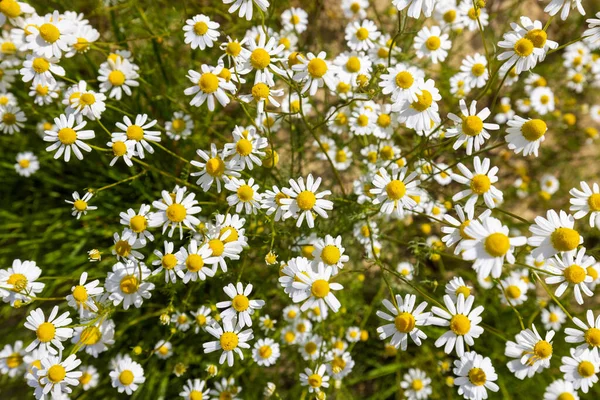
[65,191,97,219]
[224,125,268,170]
[24,306,73,355]
[261,185,290,221]
[98,57,139,100]
[429,294,484,357]
[119,204,154,246]
[497,30,544,75]
[0,259,44,306]
[224,0,270,21]
[446,100,499,155]
[0,1,34,26]
[171,311,191,331]
[44,114,95,162]
[311,235,349,275]
[342,0,368,19]
[243,34,285,86]
[65,24,100,58]
[505,116,547,157]
[217,282,265,328]
[396,78,442,131]
[445,277,474,302]
[26,354,82,400]
[191,306,213,333]
[151,241,179,283]
[530,86,555,115]
[541,305,567,332]
[185,64,236,110]
[150,187,202,239]
[458,0,489,31]
[112,231,144,262]
[252,338,280,366]
[299,364,329,393]
[505,325,555,379]
[165,111,193,140]
[400,368,432,400]
[498,275,529,306]
[545,247,595,305]
[290,264,343,320]
[225,177,263,215]
[179,379,210,399]
[112,114,160,159]
[543,379,580,400]
[26,11,76,58]
[460,53,489,89]
[203,317,254,367]
[299,334,323,361]
[109,354,145,395]
[154,340,173,359]
[442,205,492,254]
[560,347,599,393]
[191,144,239,193]
[281,7,308,33]
[0,340,25,377]
[72,319,115,358]
[453,351,499,400]
[460,216,527,280]
[280,174,333,228]
[451,156,503,213]
[326,349,355,380]
[78,365,99,391]
[67,82,107,120]
[175,240,217,283]
[565,309,600,354]
[527,209,582,259]
[414,25,451,64]
[105,261,155,310]
[183,14,220,50]
[376,294,430,351]
[345,19,380,52]
[292,51,337,96]
[66,272,103,317]
[570,181,600,228]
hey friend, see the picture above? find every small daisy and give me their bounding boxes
[119,204,154,246]
[109,354,145,395]
[451,156,503,213]
[225,177,263,215]
[183,14,220,50]
[24,306,73,355]
[429,294,484,357]
[543,379,580,400]
[497,31,544,74]
[414,26,451,64]
[460,53,489,89]
[370,165,420,218]
[112,231,144,262]
[445,277,474,301]
[97,57,139,100]
[78,365,99,391]
[65,191,97,219]
[224,126,268,170]
[203,317,254,367]
[66,24,100,58]
[243,34,285,86]
[72,319,115,358]
[27,354,81,400]
[0,259,45,305]
[311,235,349,275]
[191,306,213,333]
[180,379,210,400]
[280,174,333,229]
[176,240,217,283]
[0,340,25,377]
[217,282,265,328]
[460,216,527,280]
[44,114,95,162]
[505,325,555,379]
[29,82,60,106]
[545,247,594,305]
[442,205,492,254]
[299,364,329,393]
[396,78,442,132]
[326,349,355,380]
[292,51,337,96]
[150,187,202,239]
[376,294,431,351]
[66,272,103,317]
[105,261,155,310]
[26,11,76,58]
[112,114,160,159]
[498,275,529,306]
[542,305,567,332]
[530,86,555,115]
[252,338,280,366]
[345,19,380,52]
[397,261,415,280]
[154,340,173,359]
[565,310,600,354]
[401,368,432,400]
[185,64,236,110]
[560,347,599,393]
[505,116,547,157]
[14,151,39,177]
[67,82,107,120]
[290,264,343,319]
[453,351,499,400]
[224,0,270,21]
[281,7,308,33]
[527,210,582,259]
[107,137,135,167]
[165,111,193,140]
[570,181,600,228]
[446,100,499,155]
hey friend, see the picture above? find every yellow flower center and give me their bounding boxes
[237,184,254,202]
[32,57,50,73]
[208,239,224,257]
[73,37,90,52]
[587,194,600,211]
[186,254,204,272]
[47,364,66,383]
[0,0,21,18]
[462,116,483,136]
[540,95,550,105]
[196,314,207,325]
[7,273,27,290]
[514,38,534,57]
[80,93,96,106]
[236,138,253,156]
[58,128,77,145]
[456,286,471,298]
[73,199,88,212]
[521,119,547,141]
[115,240,132,258]
[296,190,316,210]
[232,294,249,312]
[193,21,208,35]
[584,327,600,347]
[321,245,341,265]
[468,367,486,386]
[526,29,547,48]
[484,232,510,257]
[251,83,270,100]
[120,275,139,294]
[467,7,480,20]
[220,227,239,243]
[425,36,441,50]
[355,27,369,41]
[311,279,330,298]
[112,141,129,157]
[533,340,553,359]
[444,10,457,23]
[411,90,433,112]
[563,264,586,284]
[2,112,15,125]
[119,370,134,385]
[394,312,416,333]
[80,326,101,345]
[470,174,491,194]
[377,114,391,128]
[308,58,328,78]
[557,394,575,400]
[304,341,318,354]
[160,254,177,271]
[220,332,239,351]
[450,314,471,335]
[412,379,423,391]
[226,41,241,56]
[550,227,580,252]
[386,180,406,200]
[36,322,56,342]
[346,56,361,73]
[39,23,60,43]
[578,361,595,377]
[6,353,22,369]
[72,285,88,303]
[308,373,322,388]
[506,285,521,299]
[108,70,126,86]
[199,72,219,94]
[259,345,272,359]
[166,203,186,223]
[250,48,271,69]
[129,215,147,233]
[393,71,414,90]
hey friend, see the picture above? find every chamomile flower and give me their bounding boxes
[397,78,442,131]
[0,259,45,306]
[542,305,567,332]
[225,177,262,215]
[191,306,213,333]
[0,1,34,26]
[98,57,139,100]
[530,86,555,115]
[44,114,95,162]
[342,0,368,19]
[14,151,38,177]
[217,282,265,328]
[66,272,103,317]
[376,294,431,351]
[72,319,115,358]
[224,0,269,21]
[442,206,492,254]
[345,20,380,52]
[397,261,415,280]
[175,240,217,283]
[185,64,236,110]
[453,351,499,400]
[150,187,202,239]
[119,205,154,246]
[281,7,308,33]
[224,126,268,170]
[180,379,210,399]
[570,181,600,228]
[545,247,595,305]
[380,64,424,104]
[204,317,254,367]
[299,334,323,361]
[527,210,582,259]
[27,354,82,400]
[112,231,144,262]
[112,114,160,159]
[291,263,342,319]
[252,338,280,366]
[299,364,329,393]
[446,100,499,155]
[170,311,191,332]
[544,0,585,21]
[451,156,502,212]
[280,174,333,228]
[505,325,555,379]
[505,116,547,157]
[65,191,97,219]
[243,34,285,86]
[68,83,106,120]
[105,261,155,310]
[312,235,349,275]
[393,0,435,19]
[498,275,529,306]
[414,26,451,64]
[26,11,76,59]
[24,306,73,355]
[370,165,420,218]
[65,24,100,58]
[401,368,432,400]
[446,277,474,301]
[165,111,193,140]
[543,379,580,400]
[29,82,59,106]
[326,349,355,380]
[460,53,489,89]
[0,340,25,377]
[110,354,145,395]
[498,30,544,74]
[184,14,220,50]
[460,216,527,279]
[153,340,173,359]
[430,294,484,357]
[560,347,599,393]
[292,51,337,96]
[565,310,600,354]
